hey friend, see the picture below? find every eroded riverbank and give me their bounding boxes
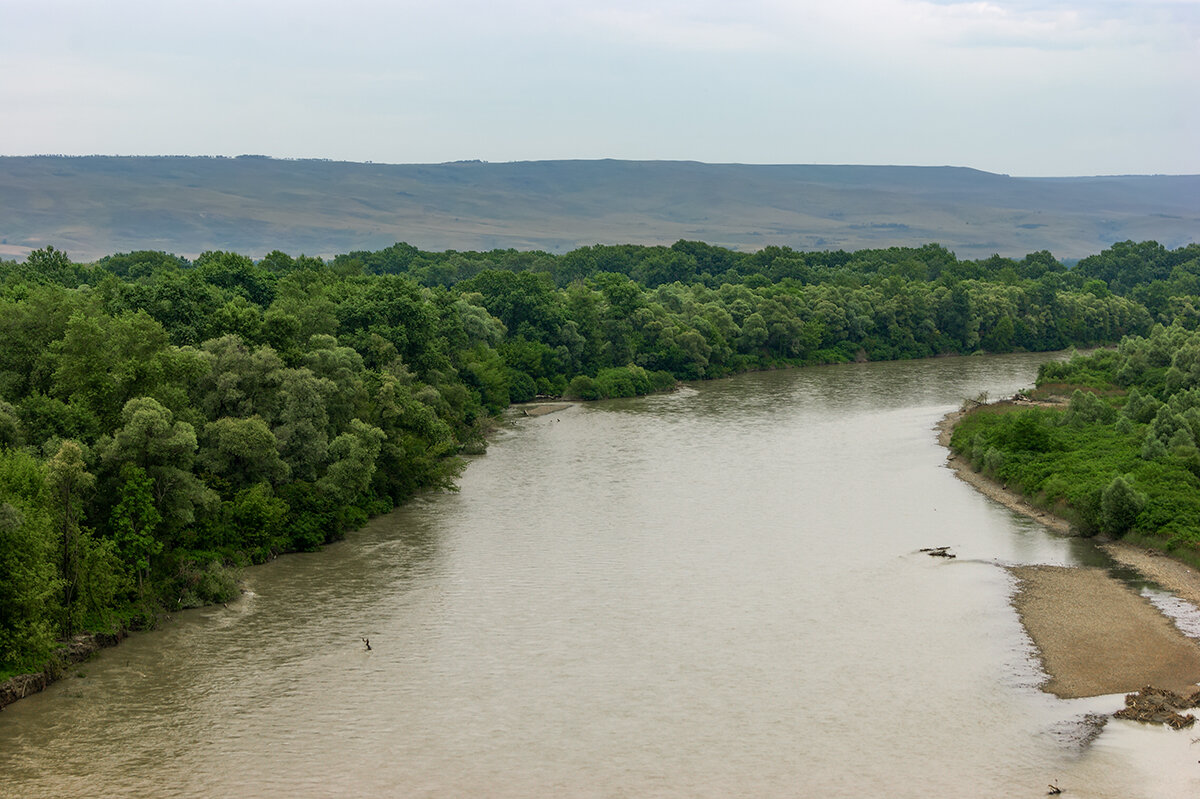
[0,632,127,709]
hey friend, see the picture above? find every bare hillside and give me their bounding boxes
[1,156,1197,261]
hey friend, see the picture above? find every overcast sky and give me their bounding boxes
[2,0,1197,176]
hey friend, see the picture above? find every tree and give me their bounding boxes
[200,416,289,489]
[110,464,162,592]
[49,310,174,431]
[23,246,87,287]
[272,368,333,482]
[459,270,564,343]
[195,335,286,421]
[0,450,60,668]
[44,440,95,636]
[195,250,276,306]
[319,419,385,504]
[103,397,212,537]
[0,400,21,449]
[226,482,287,558]
[96,250,189,281]
[1100,475,1146,536]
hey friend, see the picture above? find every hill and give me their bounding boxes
[1,156,1197,261]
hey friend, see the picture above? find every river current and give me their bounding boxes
[2,353,1199,798]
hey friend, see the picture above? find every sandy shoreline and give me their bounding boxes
[939,409,1200,699]
[517,402,573,417]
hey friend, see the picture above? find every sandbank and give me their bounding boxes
[517,402,572,417]
[1009,565,1200,698]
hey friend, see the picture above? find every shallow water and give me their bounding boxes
[3,354,1199,798]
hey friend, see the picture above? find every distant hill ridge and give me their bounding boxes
[1,155,1197,262]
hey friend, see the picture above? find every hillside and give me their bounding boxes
[1,156,1197,261]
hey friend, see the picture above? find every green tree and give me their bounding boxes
[44,440,95,637]
[226,482,287,558]
[1100,475,1146,536]
[110,464,162,592]
[103,397,212,537]
[49,310,174,431]
[0,450,60,669]
[200,416,289,489]
[0,400,21,448]
[319,419,385,504]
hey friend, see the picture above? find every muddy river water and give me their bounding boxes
[3,354,1199,798]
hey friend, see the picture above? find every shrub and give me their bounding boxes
[566,375,599,400]
[1101,475,1146,536]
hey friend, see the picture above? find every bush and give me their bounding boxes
[1063,389,1117,426]
[1101,475,1146,536]
[594,365,651,398]
[566,375,599,400]
[506,369,537,403]
[172,556,241,608]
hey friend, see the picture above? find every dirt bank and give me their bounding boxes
[1101,543,1200,609]
[0,631,127,710]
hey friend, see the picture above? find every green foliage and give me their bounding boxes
[1100,475,1146,536]
[110,464,163,589]
[566,375,599,401]
[0,400,20,448]
[45,440,98,636]
[200,416,289,488]
[225,483,288,561]
[0,236,1195,673]
[1063,389,1117,426]
[171,556,240,608]
[1002,410,1058,453]
[0,450,59,670]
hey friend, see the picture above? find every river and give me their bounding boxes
[2,354,1199,798]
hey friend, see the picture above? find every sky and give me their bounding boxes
[1,0,1197,176]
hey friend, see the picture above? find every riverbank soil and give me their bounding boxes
[940,409,1200,700]
[1008,565,1200,699]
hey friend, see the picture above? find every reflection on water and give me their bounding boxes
[2,353,1198,799]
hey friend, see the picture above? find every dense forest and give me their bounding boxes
[1,237,1197,677]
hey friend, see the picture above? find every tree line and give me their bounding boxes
[1,238,1197,675]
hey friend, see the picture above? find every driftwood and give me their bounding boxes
[1114,686,1200,728]
[920,546,956,559]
